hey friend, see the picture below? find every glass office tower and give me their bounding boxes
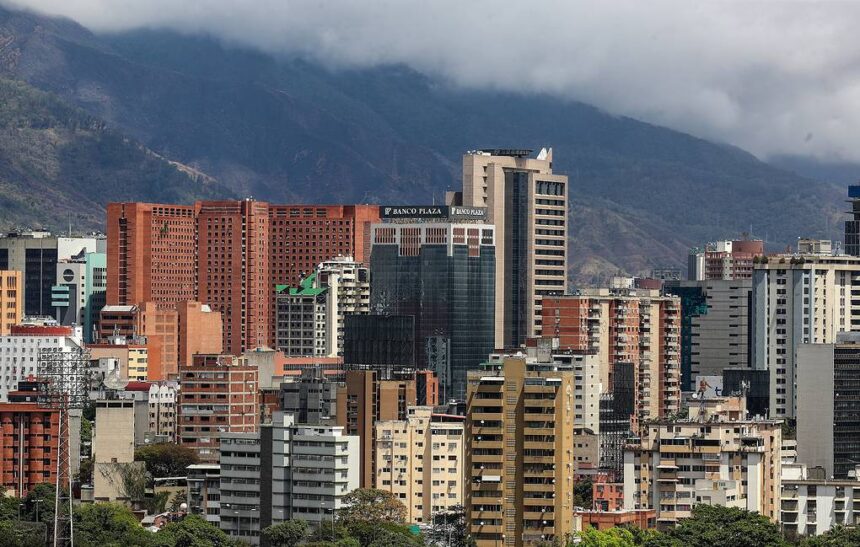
[370,208,495,400]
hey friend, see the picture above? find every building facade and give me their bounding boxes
[464,357,576,547]
[275,274,328,357]
[178,354,259,462]
[457,149,568,348]
[688,239,764,281]
[279,367,338,425]
[0,322,84,401]
[780,463,860,537]
[0,271,22,336]
[0,231,101,317]
[343,314,415,367]
[622,397,782,529]
[542,289,682,423]
[187,463,221,524]
[370,211,495,400]
[752,253,860,418]
[51,251,107,342]
[0,402,61,497]
[797,333,860,478]
[316,257,371,357]
[665,280,752,391]
[373,406,464,524]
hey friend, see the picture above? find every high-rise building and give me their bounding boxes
[456,148,568,347]
[275,274,328,356]
[148,381,179,442]
[176,301,223,367]
[542,288,682,423]
[336,368,418,488]
[316,256,371,356]
[665,280,752,391]
[0,321,83,401]
[845,184,860,256]
[0,271,22,335]
[92,397,149,502]
[752,252,860,418]
[796,333,860,478]
[186,463,221,525]
[51,251,107,342]
[0,402,62,497]
[88,338,150,381]
[196,200,271,355]
[219,413,360,544]
[108,202,380,353]
[370,206,495,399]
[106,203,197,307]
[464,356,576,547]
[722,368,770,418]
[178,354,259,462]
[623,396,782,529]
[373,406,464,524]
[688,239,764,281]
[0,231,101,316]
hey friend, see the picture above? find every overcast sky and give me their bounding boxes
[9,0,860,162]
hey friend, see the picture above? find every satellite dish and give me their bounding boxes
[103,370,129,391]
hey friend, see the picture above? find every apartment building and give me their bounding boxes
[542,288,682,423]
[278,367,338,425]
[336,368,418,488]
[797,333,860,478]
[88,339,149,381]
[275,274,328,357]
[315,257,370,357]
[455,148,568,348]
[464,356,576,547]
[219,413,360,544]
[688,239,764,281]
[752,252,860,418]
[373,406,464,524]
[780,463,860,537]
[622,396,782,529]
[187,463,221,524]
[93,398,148,502]
[0,321,84,401]
[0,271,22,336]
[0,402,62,496]
[149,382,178,442]
[178,354,259,462]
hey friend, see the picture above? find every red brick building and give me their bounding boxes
[177,354,259,462]
[106,201,379,354]
[106,203,197,307]
[0,403,61,497]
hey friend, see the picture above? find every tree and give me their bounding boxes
[135,443,200,478]
[575,527,636,547]
[74,502,153,547]
[426,506,474,547]
[0,520,45,547]
[799,525,860,547]
[262,519,308,547]
[574,480,593,509]
[153,514,241,547]
[23,483,55,525]
[338,489,407,525]
[665,505,787,547]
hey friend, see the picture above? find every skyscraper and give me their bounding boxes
[846,184,860,256]
[370,206,495,399]
[464,357,576,547]
[455,148,568,348]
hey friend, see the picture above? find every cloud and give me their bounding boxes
[9,0,860,162]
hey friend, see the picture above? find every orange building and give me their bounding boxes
[196,200,270,355]
[178,354,259,462]
[107,201,379,354]
[592,480,625,512]
[177,301,223,367]
[106,203,197,307]
[0,403,61,497]
[0,271,22,335]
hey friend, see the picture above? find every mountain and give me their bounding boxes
[770,154,860,187]
[0,77,230,231]
[0,6,846,282]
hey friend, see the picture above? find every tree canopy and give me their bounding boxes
[338,489,407,525]
[135,443,200,478]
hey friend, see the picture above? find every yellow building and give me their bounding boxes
[623,396,782,529]
[0,271,22,335]
[465,357,576,547]
[374,406,464,524]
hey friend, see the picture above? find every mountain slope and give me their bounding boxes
[0,6,845,281]
[0,77,230,231]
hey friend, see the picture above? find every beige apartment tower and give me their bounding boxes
[374,406,464,524]
[455,148,568,348]
[465,357,575,547]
